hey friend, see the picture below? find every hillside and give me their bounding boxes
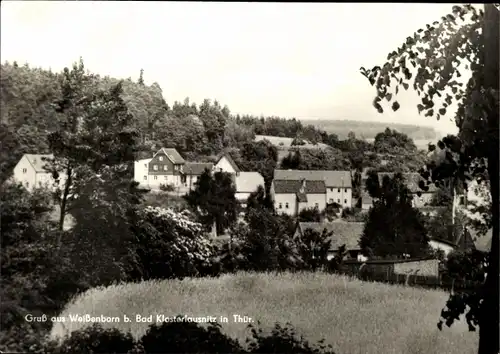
[301,119,441,141]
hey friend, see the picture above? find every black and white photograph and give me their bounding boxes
[0,1,498,353]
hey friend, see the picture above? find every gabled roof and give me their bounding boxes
[24,154,53,173]
[297,221,365,251]
[274,170,352,188]
[183,162,213,176]
[273,180,326,194]
[215,153,240,173]
[233,172,264,193]
[155,148,185,164]
[377,172,438,193]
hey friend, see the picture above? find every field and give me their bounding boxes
[50,272,478,354]
[301,119,440,141]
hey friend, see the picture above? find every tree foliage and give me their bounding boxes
[184,170,238,235]
[360,173,431,258]
[360,4,499,351]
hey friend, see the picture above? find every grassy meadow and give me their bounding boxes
[50,272,478,354]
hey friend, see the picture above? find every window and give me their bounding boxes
[38,181,42,187]
[22,168,27,173]
[338,188,340,193]
[143,175,147,180]
[159,156,164,161]
[337,199,340,203]
[163,165,168,171]
[285,202,289,209]
[329,198,333,203]
[175,165,179,171]
[345,189,348,193]
[279,203,283,209]
[315,203,319,208]
[344,199,347,204]
[164,176,168,180]
[153,165,158,171]
[25,182,29,187]
[154,176,158,180]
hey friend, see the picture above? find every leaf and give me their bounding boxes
[417,104,425,114]
[425,109,434,117]
[402,83,409,90]
[428,144,436,152]
[385,93,393,101]
[439,108,447,115]
[392,101,401,112]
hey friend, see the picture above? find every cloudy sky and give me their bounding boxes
[2,2,466,135]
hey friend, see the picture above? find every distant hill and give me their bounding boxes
[300,119,441,141]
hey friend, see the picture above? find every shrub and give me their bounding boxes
[159,183,175,192]
[139,318,243,353]
[53,324,136,354]
[246,322,336,354]
[127,207,216,280]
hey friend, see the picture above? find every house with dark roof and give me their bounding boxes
[377,172,438,208]
[271,178,327,216]
[144,148,187,189]
[294,221,367,261]
[428,225,477,257]
[181,162,214,191]
[273,170,353,210]
[12,153,65,191]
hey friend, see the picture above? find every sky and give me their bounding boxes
[1,1,467,135]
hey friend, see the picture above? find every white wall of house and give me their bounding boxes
[12,155,37,190]
[428,240,455,257]
[274,193,296,215]
[298,193,326,213]
[214,156,237,174]
[134,159,151,186]
[326,187,352,208]
[236,192,252,202]
[361,202,372,211]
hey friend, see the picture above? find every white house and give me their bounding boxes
[271,178,327,216]
[214,153,240,174]
[11,154,64,191]
[134,158,152,187]
[233,172,265,206]
[273,170,353,209]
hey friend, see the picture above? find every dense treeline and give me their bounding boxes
[1,60,426,185]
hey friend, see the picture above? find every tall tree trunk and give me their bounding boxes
[57,163,72,243]
[478,4,499,354]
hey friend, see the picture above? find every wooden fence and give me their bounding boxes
[335,258,482,292]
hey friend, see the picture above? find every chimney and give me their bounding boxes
[300,178,306,193]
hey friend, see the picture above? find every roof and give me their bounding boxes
[233,172,265,193]
[183,162,213,176]
[155,148,185,164]
[135,158,152,164]
[377,172,438,193]
[24,154,53,173]
[274,170,352,188]
[273,179,326,194]
[468,228,493,253]
[297,221,365,251]
[216,153,240,173]
[361,191,373,205]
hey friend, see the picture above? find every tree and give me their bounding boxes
[298,207,322,222]
[360,173,431,258]
[238,140,278,194]
[360,5,499,351]
[184,170,238,235]
[280,148,351,171]
[373,127,417,154]
[46,58,143,247]
[295,228,333,270]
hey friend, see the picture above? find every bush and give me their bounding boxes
[247,322,336,353]
[159,183,175,192]
[140,317,244,353]
[127,207,216,280]
[0,323,58,354]
[52,324,136,354]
